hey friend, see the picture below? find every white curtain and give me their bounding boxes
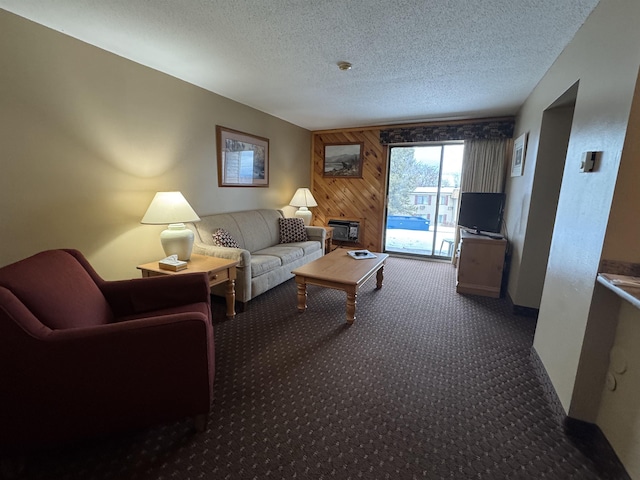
[460,138,511,193]
[452,138,512,264]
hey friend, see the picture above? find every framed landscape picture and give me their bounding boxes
[511,133,527,177]
[216,126,269,187]
[323,143,364,178]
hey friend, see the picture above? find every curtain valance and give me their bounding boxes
[379,119,515,145]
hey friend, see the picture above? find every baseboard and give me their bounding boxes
[530,349,631,479]
[512,304,539,318]
[505,292,539,318]
[563,418,631,479]
[530,349,566,424]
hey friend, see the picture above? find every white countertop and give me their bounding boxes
[597,273,640,310]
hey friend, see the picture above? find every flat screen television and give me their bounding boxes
[457,192,506,235]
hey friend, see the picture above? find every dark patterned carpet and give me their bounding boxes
[13,257,629,479]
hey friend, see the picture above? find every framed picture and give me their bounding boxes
[323,143,364,178]
[216,126,269,187]
[511,133,527,177]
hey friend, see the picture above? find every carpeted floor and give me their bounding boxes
[17,256,629,479]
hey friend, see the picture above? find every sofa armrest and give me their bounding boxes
[193,242,251,268]
[100,273,211,317]
[305,226,326,245]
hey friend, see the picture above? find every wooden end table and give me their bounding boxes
[137,254,238,318]
[292,249,388,324]
[321,226,334,254]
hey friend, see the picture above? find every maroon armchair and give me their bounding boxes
[0,249,215,454]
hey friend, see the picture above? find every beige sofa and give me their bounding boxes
[188,209,325,306]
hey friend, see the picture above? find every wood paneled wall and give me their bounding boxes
[311,129,387,251]
[311,118,512,252]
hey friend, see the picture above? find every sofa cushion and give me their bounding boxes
[279,218,308,243]
[250,255,282,277]
[254,245,305,266]
[211,228,240,248]
[292,240,323,256]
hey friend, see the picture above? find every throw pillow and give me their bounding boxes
[279,217,308,243]
[212,228,240,248]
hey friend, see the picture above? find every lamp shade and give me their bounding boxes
[289,188,318,208]
[141,192,201,225]
[141,192,201,261]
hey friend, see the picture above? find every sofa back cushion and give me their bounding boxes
[0,250,114,329]
[194,209,284,253]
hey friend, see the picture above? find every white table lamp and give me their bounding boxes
[141,192,201,261]
[289,188,318,226]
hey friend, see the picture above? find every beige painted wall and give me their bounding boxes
[0,11,311,280]
[504,0,640,474]
[594,62,640,479]
[602,60,640,263]
[506,1,640,313]
[503,0,640,415]
[596,301,640,479]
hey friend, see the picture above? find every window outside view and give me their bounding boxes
[385,144,463,258]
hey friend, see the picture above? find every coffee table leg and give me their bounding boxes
[346,288,357,324]
[225,279,236,318]
[376,265,385,289]
[295,277,307,312]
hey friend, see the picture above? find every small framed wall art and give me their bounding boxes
[511,133,527,177]
[323,143,364,178]
[216,126,269,187]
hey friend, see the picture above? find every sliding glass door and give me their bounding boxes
[385,143,463,258]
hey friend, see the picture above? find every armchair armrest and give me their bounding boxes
[101,273,210,317]
[193,243,251,268]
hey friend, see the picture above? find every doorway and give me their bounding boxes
[384,144,463,258]
[513,83,577,308]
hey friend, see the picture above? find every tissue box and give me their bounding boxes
[158,260,188,271]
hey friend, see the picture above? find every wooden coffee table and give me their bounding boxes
[292,249,389,324]
[137,254,238,318]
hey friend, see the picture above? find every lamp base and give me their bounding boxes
[294,207,312,226]
[160,223,195,261]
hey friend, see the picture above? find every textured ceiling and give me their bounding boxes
[0,1,600,130]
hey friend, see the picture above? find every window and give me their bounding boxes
[385,143,463,259]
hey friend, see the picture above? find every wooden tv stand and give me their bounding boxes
[456,230,507,298]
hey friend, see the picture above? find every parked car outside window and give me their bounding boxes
[387,215,430,231]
